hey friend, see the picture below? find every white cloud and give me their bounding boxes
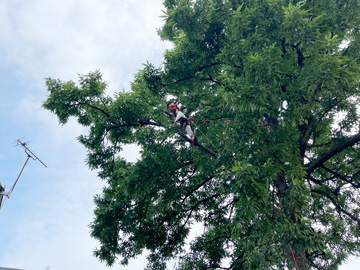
[0,0,171,92]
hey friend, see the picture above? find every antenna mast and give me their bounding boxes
[0,139,47,211]
[17,139,47,168]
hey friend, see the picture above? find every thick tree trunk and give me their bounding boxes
[275,173,310,270]
[286,247,309,270]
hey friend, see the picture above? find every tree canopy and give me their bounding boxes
[43,0,360,269]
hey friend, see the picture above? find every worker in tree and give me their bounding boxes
[167,103,195,140]
[263,113,278,132]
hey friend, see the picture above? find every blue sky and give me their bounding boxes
[0,1,169,269]
[0,1,358,270]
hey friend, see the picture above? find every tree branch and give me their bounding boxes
[181,174,215,203]
[299,116,316,161]
[81,101,216,157]
[290,43,305,67]
[176,130,217,157]
[311,189,360,224]
[200,76,225,86]
[162,63,221,86]
[305,133,360,175]
[321,165,360,189]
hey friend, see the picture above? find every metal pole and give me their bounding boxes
[7,155,31,198]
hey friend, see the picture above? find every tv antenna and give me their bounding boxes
[0,139,47,211]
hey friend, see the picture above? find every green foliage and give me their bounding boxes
[44,0,360,269]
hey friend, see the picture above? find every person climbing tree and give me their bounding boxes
[167,102,195,140]
[263,112,278,132]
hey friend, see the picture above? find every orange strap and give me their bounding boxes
[290,246,300,270]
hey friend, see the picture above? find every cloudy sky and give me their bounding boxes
[0,1,358,270]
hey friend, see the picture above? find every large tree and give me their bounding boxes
[43,0,360,269]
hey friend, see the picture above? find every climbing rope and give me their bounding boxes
[290,246,300,270]
[190,120,219,152]
[192,135,195,171]
[190,118,231,124]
